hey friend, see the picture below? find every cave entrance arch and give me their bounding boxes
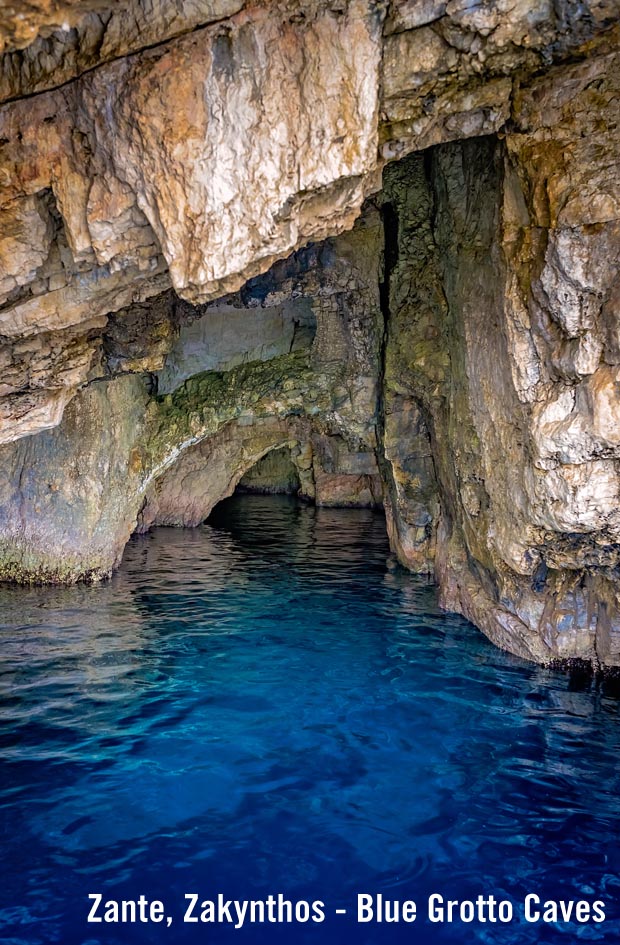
[236,446,301,497]
[136,412,384,536]
[136,417,315,532]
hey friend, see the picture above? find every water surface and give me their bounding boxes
[1,496,619,944]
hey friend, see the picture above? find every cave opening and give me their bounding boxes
[236,447,301,497]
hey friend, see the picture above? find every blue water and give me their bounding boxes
[1,495,619,945]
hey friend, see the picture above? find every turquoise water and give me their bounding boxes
[1,495,619,944]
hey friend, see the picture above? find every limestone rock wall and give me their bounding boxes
[0,0,383,442]
[0,0,619,668]
[381,49,620,667]
[0,374,151,582]
[0,0,617,446]
[0,2,246,99]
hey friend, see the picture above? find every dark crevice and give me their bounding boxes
[377,200,399,449]
[375,198,399,537]
[236,447,301,497]
[379,202,399,324]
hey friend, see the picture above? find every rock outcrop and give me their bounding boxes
[381,42,620,666]
[0,0,619,668]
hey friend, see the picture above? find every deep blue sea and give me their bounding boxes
[1,495,619,945]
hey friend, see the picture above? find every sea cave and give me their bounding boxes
[1,2,620,942]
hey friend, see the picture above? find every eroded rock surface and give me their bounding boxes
[238,447,301,495]
[381,55,620,666]
[1,0,618,444]
[0,0,619,668]
[0,213,383,581]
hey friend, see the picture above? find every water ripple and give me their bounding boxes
[0,496,619,944]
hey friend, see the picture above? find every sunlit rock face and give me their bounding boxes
[0,0,383,441]
[0,0,617,443]
[0,0,619,667]
[0,2,246,96]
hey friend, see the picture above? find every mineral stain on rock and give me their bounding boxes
[0,0,619,668]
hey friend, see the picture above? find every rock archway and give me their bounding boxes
[237,446,302,496]
[137,409,384,534]
[0,207,386,585]
[0,352,332,583]
[136,415,314,531]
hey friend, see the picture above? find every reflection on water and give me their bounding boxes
[1,496,619,944]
